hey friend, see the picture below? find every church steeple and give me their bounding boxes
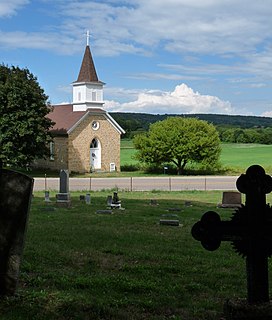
[72,31,105,112]
[76,45,99,83]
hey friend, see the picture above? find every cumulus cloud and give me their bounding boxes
[261,110,272,118]
[104,83,233,114]
[0,0,29,17]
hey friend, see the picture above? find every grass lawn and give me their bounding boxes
[1,191,272,319]
[221,143,272,173]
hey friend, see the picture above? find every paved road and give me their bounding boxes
[34,176,239,192]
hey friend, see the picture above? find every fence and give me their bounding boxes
[34,176,238,192]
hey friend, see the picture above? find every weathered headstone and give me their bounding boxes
[160,214,180,226]
[159,219,179,226]
[44,190,50,202]
[218,191,242,208]
[85,193,91,204]
[0,169,33,295]
[56,169,71,207]
[192,165,272,319]
[59,169,69,193]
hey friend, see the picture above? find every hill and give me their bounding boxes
[110,112,272,134]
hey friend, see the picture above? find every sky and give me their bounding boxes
[1,1,272,117]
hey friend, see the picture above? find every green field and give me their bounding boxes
[121,140,272,174]
[2,191,271,320]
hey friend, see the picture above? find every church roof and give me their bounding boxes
[76,45,100,83]
[48,104,125,135]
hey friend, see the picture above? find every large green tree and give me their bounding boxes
[133,117,221,174]
[0,65,54,168]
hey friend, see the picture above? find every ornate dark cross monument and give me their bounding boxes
[192,165,272,318]
[0,169,33,295]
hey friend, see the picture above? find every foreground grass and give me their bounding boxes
[2,191,272,319]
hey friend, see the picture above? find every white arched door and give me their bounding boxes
[90,138,101,170]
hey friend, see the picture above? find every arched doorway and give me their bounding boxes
[90,138,101,171]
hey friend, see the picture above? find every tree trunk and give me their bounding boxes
[176,160,187,175]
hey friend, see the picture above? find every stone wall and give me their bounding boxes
[68,113,121,173]
[32,136,69,171]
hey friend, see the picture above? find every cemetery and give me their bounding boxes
[1,167,272,319]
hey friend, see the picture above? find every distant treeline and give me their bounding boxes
[110,112,272,144]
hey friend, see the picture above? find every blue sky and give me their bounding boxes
[1,1,272,116]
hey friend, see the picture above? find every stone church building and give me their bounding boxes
[33,42,125,173]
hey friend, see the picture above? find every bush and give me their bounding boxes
[121,164,140,172]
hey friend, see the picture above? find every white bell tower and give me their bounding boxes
[72,31,105,111]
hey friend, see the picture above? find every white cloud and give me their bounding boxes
[42,0,271,58]
[0,0,29,17]
[2,0,272,61]
[104,83,233,114]
[261,110,272,117]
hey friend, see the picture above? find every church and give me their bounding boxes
[33,38,125,174]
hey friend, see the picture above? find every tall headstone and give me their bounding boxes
[59,169,69,193]
[56,169,71,207]
[192,165,272,319]
[0,169,33,295]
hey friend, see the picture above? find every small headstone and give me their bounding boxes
[44,191,50,202]
[218,191,242,208]
[0,169,33,295]
[159,219,179,226]
[85,193,91,204]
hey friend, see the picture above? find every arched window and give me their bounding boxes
[90,138,98,148]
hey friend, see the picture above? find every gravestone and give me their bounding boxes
[192,165,272,319]
[85,193,91,204]
[218,191,242,208]
[0,169,33,295]
[44,191,50,202]
[56,169,71,207]
[160,214,180,226]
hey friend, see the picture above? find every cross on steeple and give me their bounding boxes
[86,30,90,46]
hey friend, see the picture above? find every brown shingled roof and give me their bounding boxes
[76,45,99,82]
[47,104,106,134]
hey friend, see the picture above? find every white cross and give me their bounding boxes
[86,30,90,46]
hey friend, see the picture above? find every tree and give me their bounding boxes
[0,65,54,168]
[133,117,221,174]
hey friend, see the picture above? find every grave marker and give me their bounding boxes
[0,169,33,295]
[192,165,272,319]
[85,193,91,204]
[56,169,71,207]
[218,191,242,208]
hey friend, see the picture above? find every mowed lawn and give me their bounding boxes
[221,143,272,172]
[121,140,272,173]
[3,191,272,319]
